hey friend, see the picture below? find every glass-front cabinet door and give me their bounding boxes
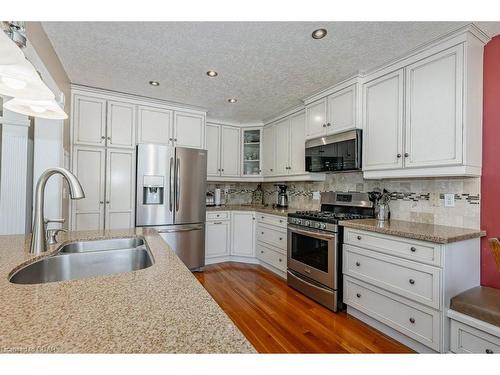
[242,128,261,176]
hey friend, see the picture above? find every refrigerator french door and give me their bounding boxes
[135,144,207,270]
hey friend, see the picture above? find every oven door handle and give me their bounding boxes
[288,225,336,241]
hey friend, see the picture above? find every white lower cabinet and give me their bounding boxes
[342,227,480,353]
[449,311,500,354]
[205,211,287,277]
[230,211,255,258]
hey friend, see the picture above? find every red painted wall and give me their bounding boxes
[481,35,500,289]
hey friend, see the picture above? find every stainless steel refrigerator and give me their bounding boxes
[135,144,207,270]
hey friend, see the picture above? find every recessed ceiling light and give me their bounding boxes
[312,28,327,40]
[227,98,237,103]
[206,70,218,77]
[149,80,160,86]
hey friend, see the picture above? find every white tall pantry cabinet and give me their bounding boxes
[70,86,206,231]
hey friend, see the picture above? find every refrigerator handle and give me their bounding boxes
[169,157,174,212]
[176,158,180,211]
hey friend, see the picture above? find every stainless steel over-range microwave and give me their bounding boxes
[305,129,362,173]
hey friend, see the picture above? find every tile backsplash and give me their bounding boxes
[208,172,481,229]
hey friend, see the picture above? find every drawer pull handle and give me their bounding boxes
[261,232,264,235]
[357,235,362,240]
[409,317,415,324]
[356,293,361,298]
[213,222,222,225]
[279,237,283,241]
[355,261,360,267]
[279,258,282,262]
[260,250,264,254]
[410,246,417,252]
[409,279,415,285]
[279,220,283,223]
[486,349,494,354]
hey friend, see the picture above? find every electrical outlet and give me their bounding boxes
[444,193,455,207]
[312,191,321,200]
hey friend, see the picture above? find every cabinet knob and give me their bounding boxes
[404,152,409,157]
[174,138,177,142]
[279,237,283,241]
[279,258,282,262]
[356,293,361,298]
[99,201,104,204]
[409,279,415,285]
[355,261,361,267]
[221,169,224,172]
[106,201,110,204]
[261,232,264,235]
[169,138,173,141]
[270,168,273,172]
[409,317,416,324]
[279,220,283,223]
[486,349,494,354]
[107,137,111,140]
[410,246,417,252]
[101,136,106,140]
[322,124,326,128]
[357,235,362,240]
[397,153,402,158]
[327,123,331,127]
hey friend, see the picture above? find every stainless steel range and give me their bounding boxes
[287,192,374,311]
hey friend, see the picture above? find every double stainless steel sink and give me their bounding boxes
[10,237,154,285]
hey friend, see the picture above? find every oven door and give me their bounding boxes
[287,224,337,289]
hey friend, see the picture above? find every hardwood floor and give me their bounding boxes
[195,262,413,354]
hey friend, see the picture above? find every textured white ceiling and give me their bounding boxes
[42,22,500,124]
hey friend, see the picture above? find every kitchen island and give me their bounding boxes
[0,228,255,353]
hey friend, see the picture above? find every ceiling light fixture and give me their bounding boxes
[312,28,327,40]
[0,29,25,65]
[227,98,237,103]
[149,80,160,86]
[206,70,218,77]
[0,59,55,100]
[3,98,68,119]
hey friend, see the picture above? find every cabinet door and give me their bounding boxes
[73,94,106,147]
[305,98,327,139]
[363,70,404,171]
[289,111,306,174]
[206,221,230,258]
[405,46,463,168]
[173,111,205,149]
[274,118,290,175]
[137,105,173,144]
[262,126,276,176]
[220,126,240,176]
[105,148,135,230]
[327,84,356,134]
[231,212,255,257]
[107,101,136,148]
[206,123,221,176]
[71,146,105,230]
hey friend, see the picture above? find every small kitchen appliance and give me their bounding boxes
[287,192,375,311]
[276,184,288,208]
[206,192,215,207]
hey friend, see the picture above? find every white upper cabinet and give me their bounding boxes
[328,84,357,134]
[305,98,327,139]
[173,111,205,149]
[73,94,107,147]
[262,125,276,176]
[305,80,361,140]
[362,28,485,179]
[363,70,404,171]
[231,211,255,258]
[274,118,290,175]
[289,111,306,174]
[220,126,241,177]
[206,123,221,176]
[105,148,135,230]
[404,46,463,168]
[107,101,136,148]
[137,105,173,144]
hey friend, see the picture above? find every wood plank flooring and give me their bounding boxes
[194,262,413,353]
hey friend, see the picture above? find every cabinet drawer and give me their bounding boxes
[344,276,440,351]
[344,228,441,266]
[451,320,500,354]
[257,243,286,272]
[344,244,441,309]
[256,223,287,251]
[206,211,230,221]
[256,213,287,229]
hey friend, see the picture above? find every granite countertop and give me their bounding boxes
[0,229,255,353]
[206,204,297,217]
[450,286,500,328]
[339,219,486,244]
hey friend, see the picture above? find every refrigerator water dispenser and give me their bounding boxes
[143,175,164,205]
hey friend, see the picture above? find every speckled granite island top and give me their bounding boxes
[339,219,486,244]
[0,228,255,353]
[206,204,297,217]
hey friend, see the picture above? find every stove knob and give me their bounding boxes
[320,223,326,230]
[304,220,310,227]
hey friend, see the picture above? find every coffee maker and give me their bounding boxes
[275,184,288,208]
